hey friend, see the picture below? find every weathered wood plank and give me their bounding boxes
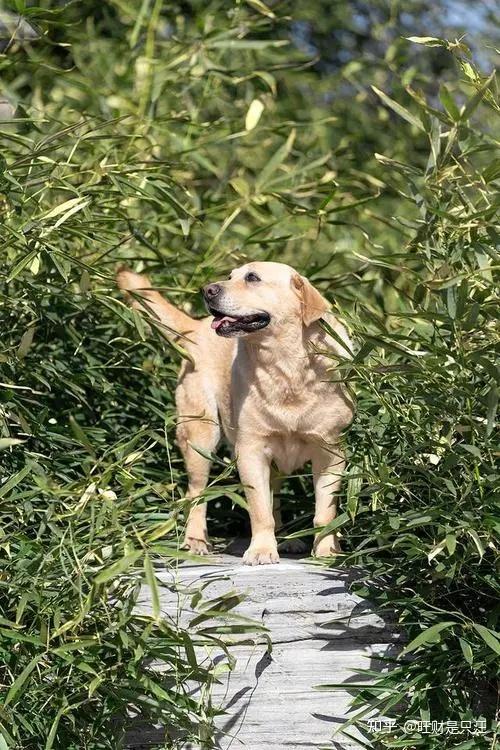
[128,554,399,749]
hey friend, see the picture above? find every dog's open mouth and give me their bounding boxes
[209,308,271,336]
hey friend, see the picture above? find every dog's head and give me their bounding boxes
[203,262,330,338]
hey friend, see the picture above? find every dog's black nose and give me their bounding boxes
[203,283,222,300]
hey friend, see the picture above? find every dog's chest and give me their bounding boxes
[267,431,313,473]
[230,346,353,453]
[235,370,339,436]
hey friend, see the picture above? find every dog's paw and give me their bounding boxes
[243,545,280,566]
[182,536,212,556]
[313,534,342,558]
[278,538,308,554]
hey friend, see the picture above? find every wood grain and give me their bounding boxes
[127,554,401,749]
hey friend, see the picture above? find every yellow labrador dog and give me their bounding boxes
[117,262,354,565]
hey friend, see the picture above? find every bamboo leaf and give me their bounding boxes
[372,86,424,131]
[45,707,65,750]
[467,530,485,559]
[459,637,473,665]
[94,550,142,585]
[0,465,31,499]
[401,622,455,655]
[5,655,44,706]
[244,0,275,17]
[256,129,295,188]
[460,72,495,121]
[0,438,25,451]
[472,624,500,656]
[17,325,36,358]
[144,553,161,621]
[245,99,265,131]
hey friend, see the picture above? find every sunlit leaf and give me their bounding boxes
[245,98,265,131]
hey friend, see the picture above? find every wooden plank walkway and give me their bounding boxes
[128,550,401,750]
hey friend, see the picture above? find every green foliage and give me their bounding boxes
[319,42,499,750]
[0,1,498,749]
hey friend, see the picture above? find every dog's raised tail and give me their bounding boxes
[116,267,196,342]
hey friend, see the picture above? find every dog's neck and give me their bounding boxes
[239,323,315,388]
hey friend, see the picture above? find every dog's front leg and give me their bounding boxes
[312,444,346,557]
[237,442,279,565]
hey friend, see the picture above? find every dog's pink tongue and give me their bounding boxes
[211,316,237,330]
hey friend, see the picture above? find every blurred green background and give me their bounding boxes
[0,1,498,748]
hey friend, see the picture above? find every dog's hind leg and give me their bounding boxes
[271,471,284,530]
[177,414,220,555]
[272,474,308,555]
[311,444,345,557]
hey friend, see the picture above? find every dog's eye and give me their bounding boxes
[245,272,261,283]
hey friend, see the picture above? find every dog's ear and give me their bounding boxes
[291,274,330,326]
